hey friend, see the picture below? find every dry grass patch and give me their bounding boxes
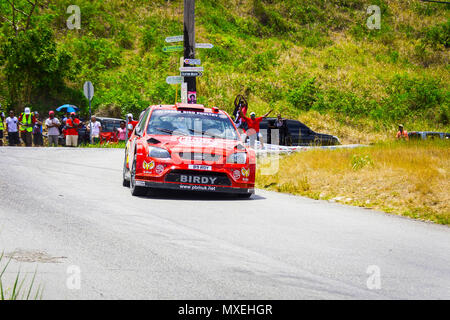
[256,140,450,225]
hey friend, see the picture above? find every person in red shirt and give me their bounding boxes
[396,124,409,141]
[65,112,80,147]
[240,109,272,149]
[127,113,138,139]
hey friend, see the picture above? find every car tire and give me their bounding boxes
[130,154,147,197]
[122,151,130,187]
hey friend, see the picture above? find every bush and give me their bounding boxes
[287,77,320,112]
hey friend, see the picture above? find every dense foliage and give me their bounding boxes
[0,0,448,130]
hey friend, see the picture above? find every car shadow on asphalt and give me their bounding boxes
[135,189,266,201]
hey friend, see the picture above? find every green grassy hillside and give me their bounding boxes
[0,0,448,139]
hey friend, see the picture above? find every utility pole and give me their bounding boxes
[183,0,196,103]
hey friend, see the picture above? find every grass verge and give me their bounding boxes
[256,139,450,225]
[0,252,43,300]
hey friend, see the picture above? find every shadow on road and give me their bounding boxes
[134,189,266,201]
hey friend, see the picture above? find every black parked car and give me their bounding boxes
[408,131,449,140]
[96,117,124,133]
[259,118,340,146]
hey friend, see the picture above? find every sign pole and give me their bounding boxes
[83,81,94,144]
[184,0,196,103]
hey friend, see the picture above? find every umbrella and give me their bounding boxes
[56,104,79,113]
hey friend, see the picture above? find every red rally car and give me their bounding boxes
[122,103,256,198]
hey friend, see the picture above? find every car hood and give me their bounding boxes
[148,135,246,155]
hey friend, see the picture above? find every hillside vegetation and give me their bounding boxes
[0,0,449,141]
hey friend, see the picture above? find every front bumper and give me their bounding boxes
[135,180,254,194]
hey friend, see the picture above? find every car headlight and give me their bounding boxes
[148,146,171,159]
[227,152,247,164]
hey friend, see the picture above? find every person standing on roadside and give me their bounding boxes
[45,111,60,147]
[0,108,5,146]
[5,111,20,146]
[126,114,138,139]
[396,124,409,141]
[86,115,102,143]
[18,107,36,147]
[65,112,80,147]
[240,109,273,149]
[33,111,44,146]
[117,120,127,141]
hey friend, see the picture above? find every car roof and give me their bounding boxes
[96,117,124,121]
[148,104,229,116]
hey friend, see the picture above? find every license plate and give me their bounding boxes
[188,165,212,171]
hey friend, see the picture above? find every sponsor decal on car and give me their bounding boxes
[155,164,165,174]
[180,175,217,185]
[233,169,241,180]
[177,136,217,146]
[179,185,217,191]
[241,168,250,178]
[143,160,155,171]
[188,164,212,171]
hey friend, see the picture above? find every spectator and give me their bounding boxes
[396,124,409,141]
[233,95,248,132]
[240,109,273,149]
[33,111,44,146]
[18,107,36,147]
[5,111,20,146]
[127,114,138,139]
[65,112,80,147]
[117,121,127,141]
[0,108,5,147]
[86,115,102,143]
[45,111,60,147]
[271,114,288,145]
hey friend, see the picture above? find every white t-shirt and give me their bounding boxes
[89,121,102,137]
[45,117,61,136]
[6,117,18,132]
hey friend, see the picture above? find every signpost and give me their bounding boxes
[162,45,183,53]
[195,43,214,49]
[184,58,201,65]
[165,35,183,43]
[163,1,214,104]
[179,66,204,72]
[180,71,202,77]
[166,76,183,85]
[83,81,94,143]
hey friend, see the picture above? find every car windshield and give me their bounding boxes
[147,109,239,140]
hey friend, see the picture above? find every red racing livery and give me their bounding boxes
[123,103,256,198]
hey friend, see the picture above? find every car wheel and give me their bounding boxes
[237,193,253,199]
[130,154,147,197]
[122,151,130,187]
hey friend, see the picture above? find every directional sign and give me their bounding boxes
[166,76,183,85]
[83,81,94,101]
[181,71,203,77]
[184,58,201,65]
[180,67,204,72]
[165,35,183,43]
[195,43,214,49]
[162,45,183,53]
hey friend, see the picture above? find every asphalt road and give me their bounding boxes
[0,147,449,299]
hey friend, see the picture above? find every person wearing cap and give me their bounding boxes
[126,113,138,139]
[240,109,273,149]
[45,111,61,147]
[18,107,36,147]
[396,124,409,141]
[65,112,80,147]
